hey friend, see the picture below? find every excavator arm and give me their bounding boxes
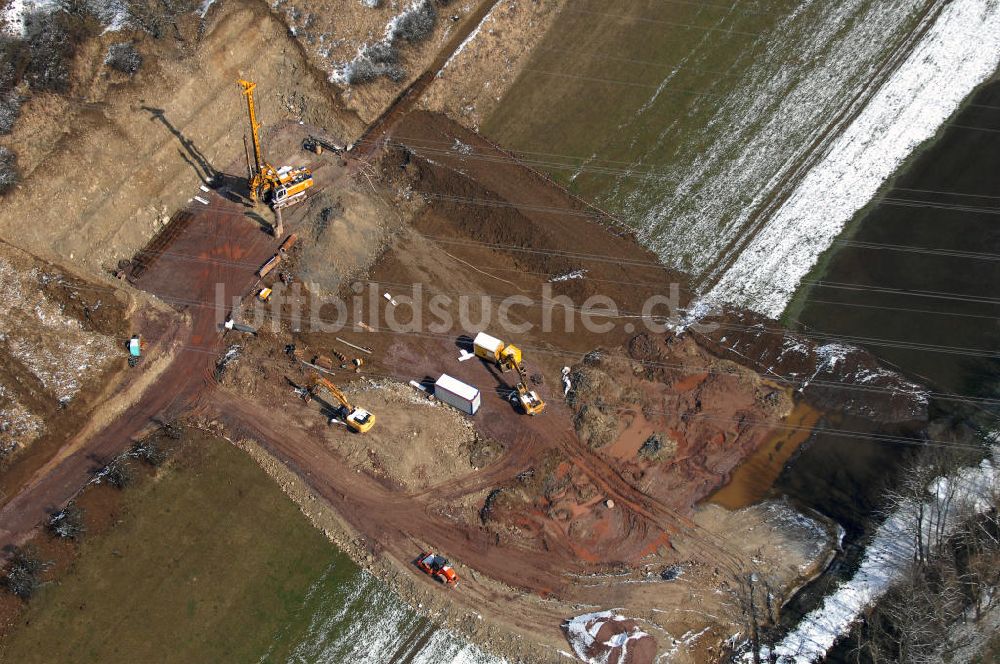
[499,353,546,416]
[306,373,376,433]
[310,374,352,410]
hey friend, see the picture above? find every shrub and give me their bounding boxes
[3,546,44,599]
[638,433,677,461]
[574,404,618,449]
[49,503,86,539]
[131,437,167,466]
[0,92,21,134]
[102,456,134,488]
[105,42,141,74]
[0,55,20,135]
[363,41,398,65]
[391,0,436,43]
[0,146,17,194]
[345,43,406,85]
[124,0,199,39]
[23,10,74,92]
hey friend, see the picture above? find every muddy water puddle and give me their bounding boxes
[708,401,821,510]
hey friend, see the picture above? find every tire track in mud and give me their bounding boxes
[209,387,573,592]
[550,432,747,577]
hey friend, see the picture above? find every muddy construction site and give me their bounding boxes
[0,1,936,663]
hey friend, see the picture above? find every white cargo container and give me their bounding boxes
[434,374,481,415]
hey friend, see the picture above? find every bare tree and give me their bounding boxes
[48,503,85,539]
[101,455,134,488]
[130,437,167,466]
[3,546,46,599]
[0,146,16,193]
[851,450,1000,663]
[725,564,780,664]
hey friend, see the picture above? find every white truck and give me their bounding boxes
[434,374,481,415]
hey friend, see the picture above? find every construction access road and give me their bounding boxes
[0,112,846,664]
[0,142,341,549]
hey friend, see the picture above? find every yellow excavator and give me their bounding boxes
[238,79,314,207]
[473,332,546,415]
[303,372,375,433]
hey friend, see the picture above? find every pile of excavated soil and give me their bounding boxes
[697,307,929,424]
[571,334,794,509]
[563,611,657,664]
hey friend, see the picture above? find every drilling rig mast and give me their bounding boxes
[238,79,314,207]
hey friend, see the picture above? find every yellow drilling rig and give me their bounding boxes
[238,79,314,207]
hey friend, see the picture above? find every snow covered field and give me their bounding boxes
[268,564,506,664]
[0,258,118,453]
[2,0,127,35]
[616,0,932,278]
[588,0,999,321]
[708,0,1000,318]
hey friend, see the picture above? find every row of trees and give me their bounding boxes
[851,449,999,663]
[723,443,999,664]
[2,426,179,600]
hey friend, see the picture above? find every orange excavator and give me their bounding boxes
[302,372,375,433]
[238,79,314,207]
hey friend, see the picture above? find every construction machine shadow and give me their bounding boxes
[141,106,248,204]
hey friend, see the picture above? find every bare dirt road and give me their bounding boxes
[0,130,343,550]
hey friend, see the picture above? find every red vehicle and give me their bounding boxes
[415,551,458,586]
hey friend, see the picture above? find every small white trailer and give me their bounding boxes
[434,374,481,415]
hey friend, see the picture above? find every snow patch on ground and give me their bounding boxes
[709,0,1000,318]
[757,500,833,574]
[1,0,56,36]
[3,0,157,36]
[451,138,473,154]
[814,343,854,371]
[0,261,118,404]
[199,0,217,18]
[550,269,587,283]
[0,383,42,456]
[437,0,500,73]
[275,564,506,664]
[563,610,651,663]
[564,611,617,661]
[329,0,431,84]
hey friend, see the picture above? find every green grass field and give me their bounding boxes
[481,0,930,280]
[0,434,353,663]
[482,0,791,203]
